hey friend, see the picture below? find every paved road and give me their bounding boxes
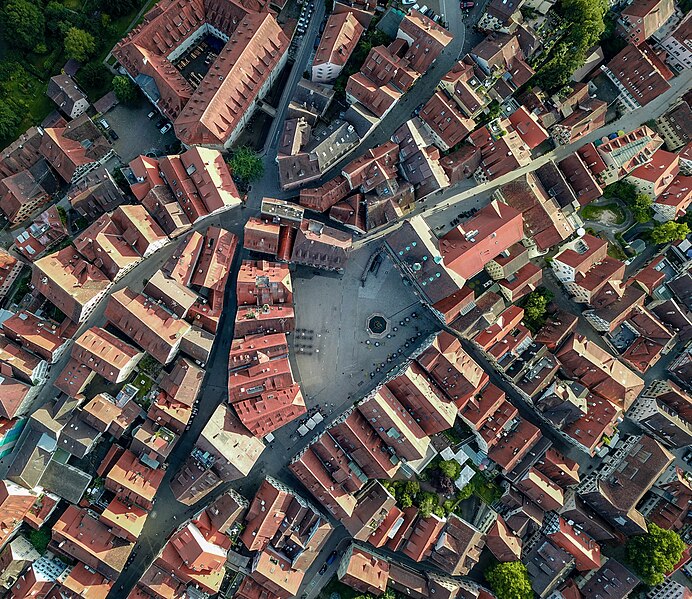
[264,0,326,154]
[352,67,692,248]
[25,7,692,599]
[315,7,467,182]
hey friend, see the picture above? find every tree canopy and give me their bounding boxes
[228,147,264,184]
[650,221,690,244]
[626,523,685,586]
[1,0,45,51]
[604,181,638,203]
[64,27,96,62]
[112,75,138,104]
[523,288,553,330]
[0,100,21,141]
[631,193,653,223]
[535,0,607,90]
[439,459,462,480]
[485,561,533,599]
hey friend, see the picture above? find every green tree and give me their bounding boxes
[416,491,439,518]
[523,289,553,329]
[439,459,462,480]
[112,75,138,104]
[98,0,139,17]
[0,101,21,140]
[535,0,606,90]
[28,527,51,554]
[399,493,413,508]
[485,561,533,599]
[631,193,653,223]
[1,0,45,51]
[77,62,112,91]
[650,221,691,244]
[228,146,264,183]
[64,27,97,62]
[626,523,685,586]
[603,180,637,203]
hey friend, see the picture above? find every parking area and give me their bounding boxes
[99,99,178,163]
[289,246,439,417]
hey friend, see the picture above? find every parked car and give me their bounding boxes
[160,123,172,134]
[402,0,416,4]
[326,551,338,565]
[460,1,474,7]
[147,111,156,119]
[108,129,119,141]
[319,563,328,575]
[99,119,110,130]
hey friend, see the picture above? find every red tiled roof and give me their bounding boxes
[508,106,549,150]
[173,13,289,146]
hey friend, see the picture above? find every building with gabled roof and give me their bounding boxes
[403,514,445,562]
[104,448,165,510]
[659,13,692,72]
[438,59,490,119]
[195,403,265,481]
[577,558,638,598]
[51,505,134,580]
[617,0,674,46]
[67,167,126,222]
[397,10,453,73]
[47,74,89,119]
[312,12,364,83]
[557,333,644,411]
[508,106,549,150]
[653,175,692,221]
[429,514,485,575]
[72,327,143,383]
[338,545,389,596]
[525,538,575,597]
[39,115,113,183]
[629,379,692,448]
[469,119,532,182]
[416,331,488,408]
[105,288,191,364]
[0,170,50,225]
[577,434,674,535]
[32,246,112,323]
[439,200,524,281]
[1,310,67,364]
[385,361,457,435]
[72,214,143,282]
[13,205,68,261]
[600,44,673,114]
[0,480,37,550]
[419,91,475,151]
[357,386,430,462]
[627,149,679,198]
[115,0,289,149]
[290,219,352,271]
[0,127,43,179]
[544,512,601,571]
[486,514,522,562]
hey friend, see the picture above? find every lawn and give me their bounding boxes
[133,374,155,405]
[580,203,626,225]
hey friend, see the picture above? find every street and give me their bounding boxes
[2,0,688,597]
